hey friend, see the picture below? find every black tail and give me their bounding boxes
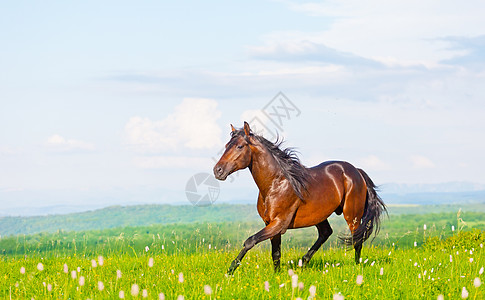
[341,169,387,246]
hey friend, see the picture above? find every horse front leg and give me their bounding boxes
[271,234,282,272]
[227,220,285,275]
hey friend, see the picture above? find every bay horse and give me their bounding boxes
[213,122,387,274]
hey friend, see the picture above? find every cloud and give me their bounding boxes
[249,39,382,67]
[45,134,95,152]
[410,155,435,169]
[125,98,222,154]
[282,0,485,66]
[441,35,485,68]
[359,155,390,171]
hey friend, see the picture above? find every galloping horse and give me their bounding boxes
[213,122,387,274]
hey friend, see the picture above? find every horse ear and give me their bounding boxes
[243,121,251,136]
[230,124,236,132]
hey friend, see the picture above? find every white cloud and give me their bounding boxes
[359,155,390,171]
[410,155,435,169]
[275,1,485,66]
[125,98,222,153]
[45,134,95,152]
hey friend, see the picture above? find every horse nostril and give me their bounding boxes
[217,166,223,175]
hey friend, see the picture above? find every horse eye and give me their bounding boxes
[237,145,244,149]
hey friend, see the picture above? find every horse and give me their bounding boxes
[213,122,387,274]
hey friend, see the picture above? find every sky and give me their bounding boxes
[1,1,485,215]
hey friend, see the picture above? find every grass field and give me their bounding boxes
[1,208,485,299]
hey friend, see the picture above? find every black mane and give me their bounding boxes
[232,129,309,199]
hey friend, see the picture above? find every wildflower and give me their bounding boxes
[98,281,104,291]
[178,272,184,283]
[452,225,455,232]
[37,263,44,271]
[162,245,164,250]
[279,283,285,288]
[204,285,212,295]
[91,259,97,268]
[79,276,85,286]
[98,256,104,266]
[142,289,148,298]
[209,244,211,249]
[298,259,303,267]
[450,255,453,263]
[371,261,375,267]
[298,282,304,290]
[309,285,316,297]
[47,284,52,292]
[288,269,294,277]
[470,258,474,263]
[364,259,368,264]
[148,257,154,268]
[333,293,344,300]
[356,275,363,285]
[119,290,125,298]
[159,293,165,300]
[63,264,68,273]
[171,269,174,275]
[461,287,468,298]
[145,246,149,252]
[380,268,384,276]
[20,267,25,274]
[131,284,139,296]
[264,281,270,292]
[437,295,444,300]
[77,267,81,272]
[414,241,417,247]
[479,267,484,275]
[177,296,184,300]
[388,251,391,256]
[414,262,418,267]
[480,243,483,248]
[71,270,77,279]
[117,270,122,279]
[474,277,481,288]
[292,274,298,288]
[423,224,427,230]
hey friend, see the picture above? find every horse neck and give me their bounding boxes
[248,144,283,197]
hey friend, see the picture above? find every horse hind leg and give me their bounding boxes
[302,219,333,267]
[271,234,282,272]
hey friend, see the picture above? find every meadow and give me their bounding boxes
[1,205,485,299]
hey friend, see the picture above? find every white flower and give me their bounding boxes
[204,285,212,295]
[423,224,427,231]
[452,225,455,232]
[437,295,444,300]
[356,275,363,285]
[380,268,384,276]
[461,287,468,298]
[77,267,81,272]
[298,259,303,267]
[298,282,304,290]
[292,274,298,288]
[470,258,474,263]
[98,281,104,291]
[279,283,285,288]
[159,293,165,300]
[91,259,97,268]
[414,241,417,247]
[142,289,148,298]
[288,269,294,277]
[264,281,270,292]
[79,276,85,286]
[131,284,139,296]
[71,270,77,279]
[117,270,122,279]
[47,284,52,292]
[119,290,125,299]
[20,267,25,274]
[177,296,184,300]
[98,256,104,266]
[333,293,344,300]
[37,263,44,271]
[479,266,484,275]
[474,277,481,288]
[148,257,154,268]
[178,272,184,283]
[450,255,453,262]
[63,264,68,273]
[161,245,164,250]
[309,285,316,297]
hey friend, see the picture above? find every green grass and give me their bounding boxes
[1,234,484,299]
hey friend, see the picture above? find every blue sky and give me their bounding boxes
[1,1,485,214]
